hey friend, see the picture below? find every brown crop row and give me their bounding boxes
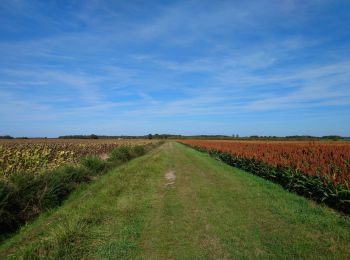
[179,140,350,188]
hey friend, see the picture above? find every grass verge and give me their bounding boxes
[0,142,158,237]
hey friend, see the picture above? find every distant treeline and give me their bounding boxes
[2,134,349,141]
[179,135,349,141]
[0,136,48,140]
[0,135,14,139]
[58,134,184,139]
[58,134,149,139]
[59,134,101,139]
[57,134,349,141]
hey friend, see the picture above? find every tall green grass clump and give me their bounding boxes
[0,166,90,234]
[81,156,108,174]
[131,145,145,157]
[109,145,132,163]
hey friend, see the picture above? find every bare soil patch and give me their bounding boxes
[165,170,176,187]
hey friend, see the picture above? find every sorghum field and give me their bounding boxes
[179,140,350,187]
[0,139,156,178]
[179,140,350,213]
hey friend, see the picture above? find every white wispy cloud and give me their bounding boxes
[0,0,349,136]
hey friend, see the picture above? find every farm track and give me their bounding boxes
[1,141,350,259]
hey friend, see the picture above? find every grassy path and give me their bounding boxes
[1,142,350,259]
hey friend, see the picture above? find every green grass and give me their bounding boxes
[1,141,349,259]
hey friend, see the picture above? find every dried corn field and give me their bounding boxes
[0,139,156,178]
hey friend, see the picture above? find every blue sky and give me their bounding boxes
[1,0,350,137]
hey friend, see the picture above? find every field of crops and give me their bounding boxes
[180,140,350,187]
[0,139,158,234]
[179,140,350,213]
[0,139,156,178]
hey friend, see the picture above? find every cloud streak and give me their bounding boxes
[0,0,350,136]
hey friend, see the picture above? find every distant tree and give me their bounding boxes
[321,135,343,141]
[148,134,153,139]
[90,134,98,139]
[0,135,14,139]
